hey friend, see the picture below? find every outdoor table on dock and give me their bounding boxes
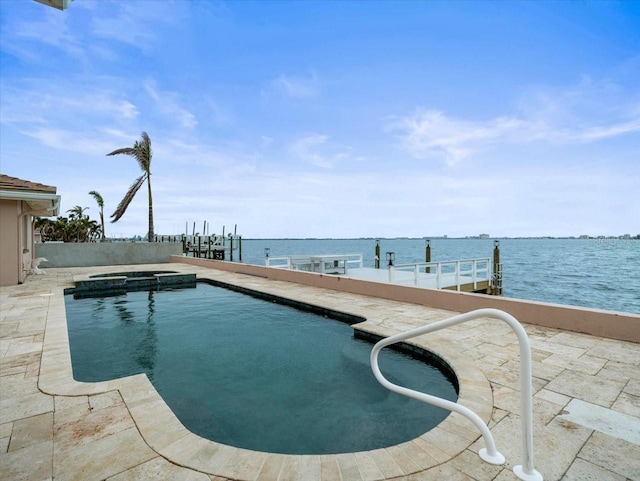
[309,255,349,274]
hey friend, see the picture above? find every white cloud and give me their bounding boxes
[288,133,360,169]
[268,72,320,100]
[5,9,85,60]
[391,77,640,167]
[144,81,197,129]
[389,110,523,166]
[21,128,121,156]
[0,84,139,126]
[89,2,179,50]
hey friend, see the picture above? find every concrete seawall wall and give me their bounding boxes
[36,243,183,267]
[173,256,640,343]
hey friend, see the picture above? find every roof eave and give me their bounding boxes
[0,190,61,217]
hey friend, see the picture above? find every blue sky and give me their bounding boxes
[1,0,638,238]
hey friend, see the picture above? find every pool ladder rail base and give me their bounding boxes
[370,308,543,481]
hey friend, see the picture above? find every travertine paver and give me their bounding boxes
[1,263,639,481]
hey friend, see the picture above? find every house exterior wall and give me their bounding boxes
[0,199,21,286]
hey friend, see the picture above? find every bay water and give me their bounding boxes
[237,238,639,314]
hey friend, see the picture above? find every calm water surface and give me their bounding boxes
[66,283,457,454]
[237,238,639,314]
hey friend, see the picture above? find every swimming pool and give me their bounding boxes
[64,281,458,454]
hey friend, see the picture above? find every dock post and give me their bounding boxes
[375,240,380,269]
[182,235,186,255]
[425,239,431,273]
[493,240,503,295]
[229,236,234,262]
[239,236,242,262]
[198,236,202,258]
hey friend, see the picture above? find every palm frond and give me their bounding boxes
[106,147,136,156]
[110,174,146,222]
[106,132,152,173]
[88,190,104,208]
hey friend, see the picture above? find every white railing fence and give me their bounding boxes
[388,258,491,290]
[370,308,543,481]
[266,254,363,273]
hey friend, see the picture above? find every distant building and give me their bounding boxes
[478,233,490,239]
[579,235,589,239]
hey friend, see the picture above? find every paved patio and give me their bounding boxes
[1,264,638,480]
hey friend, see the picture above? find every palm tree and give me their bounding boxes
[88,190,106,241]
[107,131,154,241]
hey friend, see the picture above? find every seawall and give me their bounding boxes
[172,256,640,343]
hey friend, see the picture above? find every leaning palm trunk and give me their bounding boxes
[107,132,154,241]
[146,173,154,241]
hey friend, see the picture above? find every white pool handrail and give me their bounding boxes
[370,308,543,481]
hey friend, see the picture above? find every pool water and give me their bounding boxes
[65,282,458,454]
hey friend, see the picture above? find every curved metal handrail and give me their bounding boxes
[370,308,543,481]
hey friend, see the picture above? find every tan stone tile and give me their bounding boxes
[210,446,268,481]
[8,412,53,452]
[547,331,599,350]
[297,455,321,481]
[489,407,509,427]
[54,402,135,450]
[530,339,586,358]
[4,336,43,357]
[545,370,627,408]
[0,321,19,337]
[578,431,640,480]
[1,351,40,371]
[53,395,90,417]
[0,439,52,481]
[406,462,475,481]
[353,451,385,481]
[24,361,40,378]
[0,421,13,439]
[625,378,640,396]
[562,458,626,481]
[418,426,468,457]
[320,454,342,481]
[587,340,640,365]
[472,414,591,481]
[0,391,53,424]
[542,353,607,375]
[534,388,571,407]
[611,391,640,418]
[278,454,301,480]
[0,435,8,453]
[335,452,363,481]
[448,448,503,481]
[107,456,210,481]
[54,427,155,481]
[385,444,421,475]
[362,448,404,479]
[255,453,284,481]
[89,390,123,410]
[411,436,451,464]
[0,374,40,398]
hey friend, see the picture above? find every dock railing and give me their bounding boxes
[266,253,363,273]
[388,258,491,290]
[370,308,543,481]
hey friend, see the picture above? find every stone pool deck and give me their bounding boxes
[1,264,639,481]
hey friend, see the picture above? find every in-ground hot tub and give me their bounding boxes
[70,270,197,296]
